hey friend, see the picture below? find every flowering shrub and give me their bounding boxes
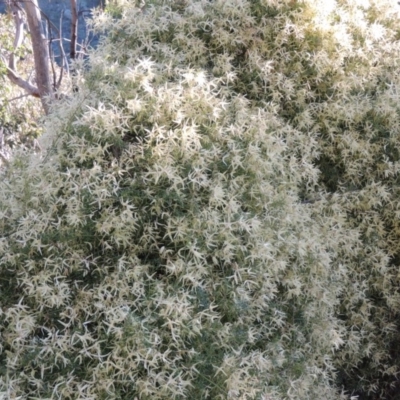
[1,0,400,398]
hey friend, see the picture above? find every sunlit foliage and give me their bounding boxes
[1,0,400,398]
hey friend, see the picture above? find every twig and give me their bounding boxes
[46,16,58,92]
[6,93,31,102]
[38,8,67,91]
[70,0,78,60]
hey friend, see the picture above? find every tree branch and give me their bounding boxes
[39,8,68,89]
[23,0,52,113]
[1,54,40,97]
[8,0,24,73]
[70,0,78,60]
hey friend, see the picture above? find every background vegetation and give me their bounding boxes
[2,0,400,398]
[0,13,42,167]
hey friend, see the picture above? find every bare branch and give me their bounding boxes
[70,0,78,60]
[0,127,10,166]
[4,0,75,111]
[4,0,40,97]
[56,11,66,89]
[23,0,52,113]
[6,93,31,102]
[39,9,68,89]
[45,16,57,91]
[1,54,40,97]
[8,1,24,73]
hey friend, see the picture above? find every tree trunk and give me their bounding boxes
[23,0,52,114]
